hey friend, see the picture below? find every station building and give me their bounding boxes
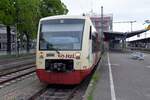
[103,26,150,51]
[0,24,17,51]
[88,13,113,35]
[86,13,113,50]
[127,26,150,51]
[90,14,113,33]
[87,13,150,51]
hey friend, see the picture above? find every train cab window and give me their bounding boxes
[39,19,85,51]
[92,35,97,53]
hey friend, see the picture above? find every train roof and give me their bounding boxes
[40,15,90,21]
[40,15,97,35]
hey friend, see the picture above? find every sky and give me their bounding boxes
[61,0,150,32]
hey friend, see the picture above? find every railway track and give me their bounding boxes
[28,68,95,100]
[0,59,34,67]
[0,55,35,64]
[28,85,78,100]
[0,58,35,74]
[28,74,92,100]
[0,64,35,77]
[0,65,35,88]
[28,57,101,100]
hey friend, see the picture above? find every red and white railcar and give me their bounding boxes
[36,15,101,84]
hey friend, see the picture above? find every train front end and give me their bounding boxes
[36,16,92,85]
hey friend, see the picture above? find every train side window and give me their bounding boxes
[92,35,97,53]
[89,26,92,39]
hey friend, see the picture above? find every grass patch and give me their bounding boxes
[88,94,93,100]
[86,52,106,100]
[87,71,100,100]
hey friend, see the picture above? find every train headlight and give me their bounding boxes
[39,52,44,59]
[75,52,81,59]
[39,55,44,59]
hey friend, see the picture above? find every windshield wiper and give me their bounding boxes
[47,43,60,54]
[51,48,60,54]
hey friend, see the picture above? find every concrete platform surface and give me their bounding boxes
[93,52,150,100]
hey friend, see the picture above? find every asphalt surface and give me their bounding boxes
[93,52,150,100]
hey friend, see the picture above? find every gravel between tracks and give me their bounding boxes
[0,74,46,100]
[30,60,100,100]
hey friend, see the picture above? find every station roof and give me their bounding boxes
[103,31,125,41]
[104,25,150,41]
[126,29,148,38]
[129,37,150,43]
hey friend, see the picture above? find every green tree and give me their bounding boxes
[16,0,40,52]
[16,0,68,52]
[0,0,68,53]
[0,0,16,54]
[40,0,68,17]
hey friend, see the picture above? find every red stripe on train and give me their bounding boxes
[36,68,92,85]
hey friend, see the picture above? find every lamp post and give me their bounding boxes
[101,6,105,51]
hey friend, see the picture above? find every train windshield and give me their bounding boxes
[39,19,85,51]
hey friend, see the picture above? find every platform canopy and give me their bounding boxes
[103,25,150,41]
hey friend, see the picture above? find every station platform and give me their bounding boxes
[87,51,150,100]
